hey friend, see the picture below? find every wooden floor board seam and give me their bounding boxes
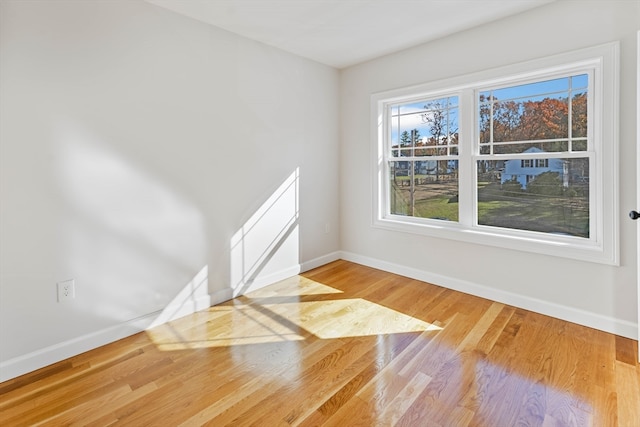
[1,261,638,426]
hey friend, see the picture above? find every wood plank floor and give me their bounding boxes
[1,260,639,426]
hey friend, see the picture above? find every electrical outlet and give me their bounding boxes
[57,279,75,302]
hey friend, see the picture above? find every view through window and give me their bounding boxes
[389,96,459,221]
[374,43,618,264]
[388,74,590,237]
[476,75,590,237]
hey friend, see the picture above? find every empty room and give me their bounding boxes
[1,0,639,425]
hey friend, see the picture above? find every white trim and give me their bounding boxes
[0,311,155,383]
[231,252,343,297]
[0,290,233,383]
[0,252,341,382]
[210,288,234,305]
[636,30,640,353]
[339,251,638,340]
[371,42,620,266]
[301,251,342,272]
[148,291,231,329]
[231,265,302,297]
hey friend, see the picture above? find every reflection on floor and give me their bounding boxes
[148,276,441,350]
[1,260,638,426]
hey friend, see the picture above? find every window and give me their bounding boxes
[477,74,589,237]
[388,96,459,221]
[372,43,619,264]
[520,159,549,168]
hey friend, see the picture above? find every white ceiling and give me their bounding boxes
[145,0,555,69]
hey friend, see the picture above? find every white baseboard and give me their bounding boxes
[16,248,629,383]
[147,292,229,329]
[232,265,302,297]
[0,252,342,383]
[339,251,638,340]
[231,252,342,297]
[0,311,158,383]
[301,251,341,272]
[210,288,234,306]
[0,290,234,383]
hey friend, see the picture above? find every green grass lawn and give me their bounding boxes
[391,180,589,237]
[476,182,589,237]
[414,195,458,221]
[477,198,589,237]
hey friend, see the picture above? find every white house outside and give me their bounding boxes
[500,147,568,189]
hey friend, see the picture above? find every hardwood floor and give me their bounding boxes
[1,260,639,426]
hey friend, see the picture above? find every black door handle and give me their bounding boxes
[630,210,640,220]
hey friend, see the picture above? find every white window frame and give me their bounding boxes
[372,42,619,265]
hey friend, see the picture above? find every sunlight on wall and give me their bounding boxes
[54,123,207,321]
[145,276,441,351]
[148,265,210,328]
[230,168,300,297]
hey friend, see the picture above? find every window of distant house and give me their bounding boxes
[372,43,619,264]
[520,159,549,168]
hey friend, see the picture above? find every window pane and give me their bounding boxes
[492,97,568,142]
[391,105,425,150]
[572,139,587,151]
[572,74,588,90]
[389,160,459,221]
[392,96,459,157]
[477,158,589,237]
[484,76,569,100]
[377,44,615,264]
[479,74,588,153]
[571,91,588,139]
[479,99,491,144]
[489,140,569,155]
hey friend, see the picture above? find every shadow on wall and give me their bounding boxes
[55,120,302,334]
[148,265,209,329]
[230,167,300,297]
[54,122,208,326]
[149,168,301,327]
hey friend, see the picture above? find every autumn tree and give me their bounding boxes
[493,100,522,143]
[519,98,568,151]
[481,92,588,153]
[571,92,588,141]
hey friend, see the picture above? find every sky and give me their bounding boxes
[389,73,588,148]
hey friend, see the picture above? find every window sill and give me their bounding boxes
[373,215,617,266]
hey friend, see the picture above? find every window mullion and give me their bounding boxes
[458,89,475,226]
[372,42,617,265]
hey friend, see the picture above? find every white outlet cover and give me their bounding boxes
[57,279,75,302]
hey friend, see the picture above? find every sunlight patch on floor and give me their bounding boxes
[261,298,442,339]
[246,275,344,298]
[146,303,307,350]
[146,277,441,351]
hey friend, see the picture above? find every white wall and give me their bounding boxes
[1,0,637,383]
[340,0,639,337]
[0,0,339,379]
